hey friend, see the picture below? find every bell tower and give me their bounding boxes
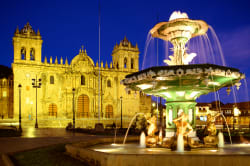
[112,37,139,71]
[13,23,43,63]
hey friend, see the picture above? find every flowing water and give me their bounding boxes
[177,134,184,152]
[123,113,146,144]
[218,132,225,148]
[140,132,146,148]
[208,26,226,66]
[142,32,154,70]
[220,113,232,144]
[142,25,227,71]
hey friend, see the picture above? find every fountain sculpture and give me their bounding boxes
[66,11,250,166]
[121,11,244,148]
[203,113,221,146]
[146,116,158,147]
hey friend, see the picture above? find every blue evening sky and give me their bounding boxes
[0,0,250,103]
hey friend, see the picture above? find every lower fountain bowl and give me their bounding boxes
[66,137,250,166]
[121,64,244,101]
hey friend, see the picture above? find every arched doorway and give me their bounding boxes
[49,103,57,117]
[105,105,113,118]
[77,94,89,118]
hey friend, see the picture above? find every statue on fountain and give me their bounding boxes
[204,113,221,146]
[173,112,193,137]
[146,116,158,147]
[162,111,201,149]
[171,112,193,149]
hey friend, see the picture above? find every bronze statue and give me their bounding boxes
[146,116,158,147]
[164,111,202,149]
[173,112,193,137]
[204,113,221,146]
[147,116,158,136]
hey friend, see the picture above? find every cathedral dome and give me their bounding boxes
[71,47,94,67]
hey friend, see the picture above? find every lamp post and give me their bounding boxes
[18,84,22,132]
[72,88,75,129]
[120,96,123,129]
[32,75,42,128]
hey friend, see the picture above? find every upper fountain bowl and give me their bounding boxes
[150,17,208,43]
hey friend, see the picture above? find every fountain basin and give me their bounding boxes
[122,63,244,136]
[66,138,250,166]
[121,64,244,101]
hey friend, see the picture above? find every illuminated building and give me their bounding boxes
[196,101,250,129]
[12,23,151,128]
[0,65,13,119]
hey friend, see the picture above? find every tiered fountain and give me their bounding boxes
[66,11,250,166]
[121,11,244,148]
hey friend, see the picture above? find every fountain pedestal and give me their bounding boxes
[146,136,158,148]
[204,136,218,147]
[165,101,196,135]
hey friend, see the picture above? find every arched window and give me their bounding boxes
[3,79,6,86]
[107,79,111,87]
[21,47,26,60]
[30,48,35,60]
[124,58,127,68]
[81,75,85,85]
[50,76,54,84]
[105,105,113,118]
[131,58,134,69]
[49,103,57,117]
[77,94,89,118]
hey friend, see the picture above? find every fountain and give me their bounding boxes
[66,11,250,166]
[121,11,244,147]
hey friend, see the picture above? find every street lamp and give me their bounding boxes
[72,88,75,129]
[18,84,22,132]
[32,75,42,128]
[120,96,123,129]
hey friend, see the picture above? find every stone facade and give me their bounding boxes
[0,76,13,119]
[12,23,151,128]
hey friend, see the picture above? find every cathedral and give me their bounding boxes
[11,23,151,128]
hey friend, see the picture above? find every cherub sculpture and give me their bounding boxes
[173,112,193,137]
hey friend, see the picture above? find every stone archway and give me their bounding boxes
[77,94,89,118]
[49,103,57,117]
[105,105,113,118]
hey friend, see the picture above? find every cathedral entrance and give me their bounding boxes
[77,94,89,118]
[49,103,57,117]
[105,105,113,118]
